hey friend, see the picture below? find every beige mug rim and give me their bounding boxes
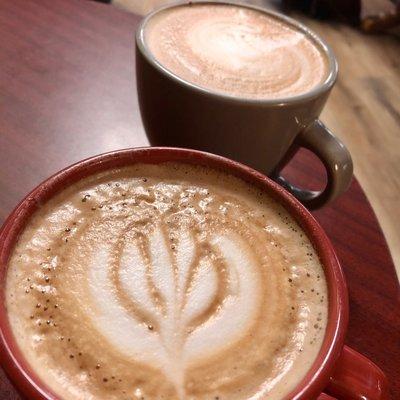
[136,0,338,105]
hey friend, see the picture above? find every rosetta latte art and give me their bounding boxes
[89,226,261,399]
[6,164,328,400]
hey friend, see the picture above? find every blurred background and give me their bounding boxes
[110,0,400,275]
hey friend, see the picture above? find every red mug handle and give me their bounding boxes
[318,394,337,400]
[318,346,389,400]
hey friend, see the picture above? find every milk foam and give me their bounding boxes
[145,4,329,99]
[6,164,328,400]
[87,229,261,398]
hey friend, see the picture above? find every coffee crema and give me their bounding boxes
[6,163,328,400]
[145,4,329,99]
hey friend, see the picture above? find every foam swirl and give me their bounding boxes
[145,4,329,99]
[85,226,261,398]
[6,163,328,400]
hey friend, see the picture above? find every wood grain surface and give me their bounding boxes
[0,0,399,399]
[295,8,400,282]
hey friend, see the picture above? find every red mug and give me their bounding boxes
[0,148,388,400]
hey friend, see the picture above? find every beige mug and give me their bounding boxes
[135,1,353,209]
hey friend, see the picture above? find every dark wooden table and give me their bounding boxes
[0,0,399,399]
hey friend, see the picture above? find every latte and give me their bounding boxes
[145,4,329,99]
[6,163,327,400]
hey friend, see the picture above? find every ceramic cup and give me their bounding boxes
[0,148,387,400]
[135,1,353,210]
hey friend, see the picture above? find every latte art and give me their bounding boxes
[145,4,329,99]
[88,225,261,399]
[6,164,328,400]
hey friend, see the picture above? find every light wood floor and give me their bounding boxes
[115,0,400,278]
[303,15,400,280]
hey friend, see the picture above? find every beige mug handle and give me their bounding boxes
[272,120,353,209]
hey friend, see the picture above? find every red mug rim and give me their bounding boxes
[0,147,348,400]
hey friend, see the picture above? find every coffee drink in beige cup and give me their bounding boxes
[136,1,353,209]
[6,160,328,400]
[145,4,328,99]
